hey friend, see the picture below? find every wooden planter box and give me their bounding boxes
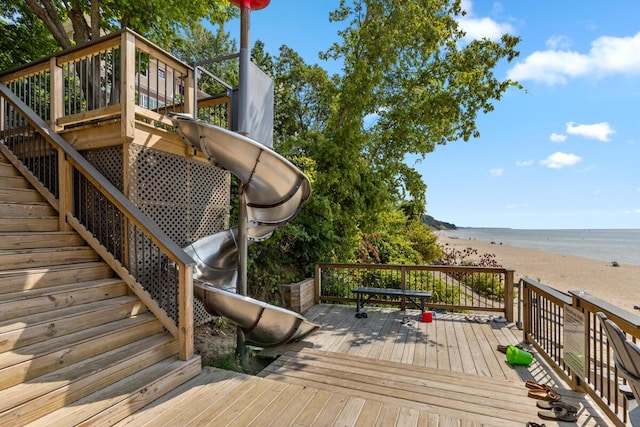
[279,278,315,314]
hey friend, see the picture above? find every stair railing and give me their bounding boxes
[0,83,195,361]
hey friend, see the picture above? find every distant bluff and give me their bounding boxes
[422,215,456,230]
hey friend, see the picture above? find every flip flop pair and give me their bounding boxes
[538,406,578,422]
[525,382,561,401]
[536,400,579,413]
[497,343,524,353]
[528,389,561,401]
[525,380,552,391]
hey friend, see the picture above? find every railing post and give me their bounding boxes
[522,280,531,343]
[179,264,194,361]
[50,57,68,230]
[57,149,72,231]
[50,57,63,132]
[400,266,406,311]
[120,31,136,142]
[505,268,515,322]
[315,263,321,304]
[184,69,195,117]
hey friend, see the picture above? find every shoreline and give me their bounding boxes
[436,232,640,313]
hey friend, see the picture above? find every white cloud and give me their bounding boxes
[624,209,640,214]
[489,168,504,176]
[540,152,582,169]
[550,133,567,142]
[515,160,534,166]
[507,31,640,84]
[566,122,615,142]
[458,1,514,41]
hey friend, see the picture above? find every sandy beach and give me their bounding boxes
[437,232,640,313]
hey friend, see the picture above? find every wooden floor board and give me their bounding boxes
[119,304,608,426]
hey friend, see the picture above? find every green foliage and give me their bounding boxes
[4,0,233,53]
[203,352,241,371]
[459,272,504,301]
[437,245,504,301]
[0,4,59,70]
[429,279,462,305]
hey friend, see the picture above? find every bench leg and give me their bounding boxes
[355,294,368,318]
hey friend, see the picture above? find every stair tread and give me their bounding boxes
[0,245,95,255]
[0,201,51,207]
[0,313,158,370]
[26,355,200,427]
[0,277,124,303]
[0,261,110,279]
[0,295,141,332]
[0,333,178,419]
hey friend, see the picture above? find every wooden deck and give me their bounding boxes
[117,305,609,426]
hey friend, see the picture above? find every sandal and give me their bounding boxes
[525,381,552,391]
[526,423,546,427]
[538,406,577,422]
[536,400,578,413]
[498,343,525,353]
[528,389,562,401]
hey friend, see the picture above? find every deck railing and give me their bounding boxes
[521,277,640,426]
[315,263,515,321]
[0,28,229,133]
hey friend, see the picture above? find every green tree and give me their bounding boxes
[246,0,520,296]
[315,0,520,256]
[9,0,233,49]
[0,3,58,70]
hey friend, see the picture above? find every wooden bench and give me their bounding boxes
[352,287,432,318]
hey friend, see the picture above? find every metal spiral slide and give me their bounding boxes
[170,114,319,347]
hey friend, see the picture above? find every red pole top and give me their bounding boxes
[230,0,270,10]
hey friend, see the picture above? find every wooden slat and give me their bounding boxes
[0,314,161,390]
[0,261,113,294]
[0,188,45,203]
[0,296,147,352]
[0,246,98,270]
[55,104,121,128]
[1,175,32,189]
[0,163,21,177]
[207,380,288,426]
[33,356,200,427]
[166,376,262,426]
[112,368,240,426]
[0,231,83,249]
[0,334,178,425]
[245,383,308,427]
[0,278,127,320]
[0,217,59,232]
[0,202,56,218]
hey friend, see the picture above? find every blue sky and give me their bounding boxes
[228,1,640,229]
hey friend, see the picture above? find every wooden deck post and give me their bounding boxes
[314,263,321,304]
[504,269,515,322]
[400,266,406,311]
[120,31,136,142]
[522,281,531,343]
[49,57,63,133]
[179,264,194,361]
[184,69,195,117]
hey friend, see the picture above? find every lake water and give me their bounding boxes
[443,228,640,266]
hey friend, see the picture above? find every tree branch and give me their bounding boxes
[25,0,72,49]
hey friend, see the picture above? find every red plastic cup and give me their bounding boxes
[422,311,433,323]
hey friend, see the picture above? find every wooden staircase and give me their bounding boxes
[0,152,200,426]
